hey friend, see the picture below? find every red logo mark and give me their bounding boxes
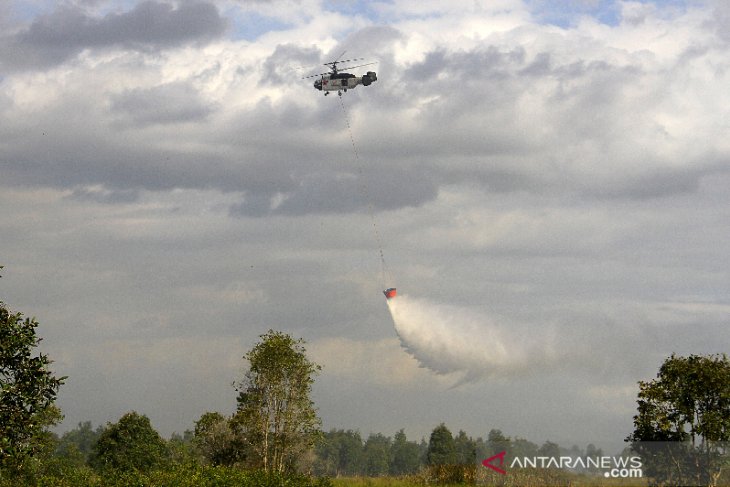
[482,451,507,475]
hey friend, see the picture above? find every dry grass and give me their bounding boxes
[330,468,648,487]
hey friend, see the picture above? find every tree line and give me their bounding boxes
[311,426,604,477]
[50,418,600,478]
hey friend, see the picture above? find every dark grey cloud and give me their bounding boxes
[2,33,719,218]
[328,25,403,59]
[261,44,322,85]
[582,166,706,201]
[230,167,438,217]
[707,0,730,43]
[261,26,400,88]
[1,1,227,70]
[403,45,526,83]
[110,81,217,125]
[1,132,258,196]
[2,12,728,220]
[381,42,724,203]
[69,186,141,204]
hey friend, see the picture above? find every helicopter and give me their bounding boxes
[302,55,377,96]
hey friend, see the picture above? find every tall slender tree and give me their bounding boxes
[234,330,321,473]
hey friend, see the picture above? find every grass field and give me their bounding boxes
[330,470,648,487]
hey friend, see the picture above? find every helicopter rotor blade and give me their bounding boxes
[302,72,329,79]
[323,56,364,68]
[301,56,374,79]
[323,51,347,67]
[334,62,377,71]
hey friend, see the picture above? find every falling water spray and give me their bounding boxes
[386,295,563,382]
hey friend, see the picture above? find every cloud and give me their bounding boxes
[230,167,439,217]
[261,43,322,85]
[4,1,730,215]
[308,336,446,388]
[709,0,730,43]
[110,81,217,125]
[1,1,228,70]
[69,185,141,204]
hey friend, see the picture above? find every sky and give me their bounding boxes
[1,0,729,453]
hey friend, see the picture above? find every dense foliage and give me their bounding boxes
[628,353,730,486]
[0,298,65,474]
[89,412,169,473]
[629,354,730,444]
[3,420,614,485]
[193,411,244,467]
[311,427,567,478]
[426,424,457,466]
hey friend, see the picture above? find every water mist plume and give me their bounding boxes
[387,295,561,383]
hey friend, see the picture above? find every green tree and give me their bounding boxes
[584,443,604,474]
[585,443,603,458]
[55,421,103,467]
[486,429,510,455]
[427,423,456,466]
[234,330,322,474]
[168,430,197,465]
[390,429,421,475]
[314,429,364,476]
[454,430,476,465]
[537,440,560,459]
[510,437,539,459]
[194,411,244,467]
[363,433,391,476]
[90,411,169,473]
[0,298,65,472]
[628,353,730,486]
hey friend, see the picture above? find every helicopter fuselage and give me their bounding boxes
[314,71,377,95]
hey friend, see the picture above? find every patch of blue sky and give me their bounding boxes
[226,9,295,41]
[527,0,691,28]
[7,0,57,23]
[323,0,391,22]
[527,0,620,27]
[8,0,151,24]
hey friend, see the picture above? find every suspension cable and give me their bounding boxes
[338,95,389,288]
